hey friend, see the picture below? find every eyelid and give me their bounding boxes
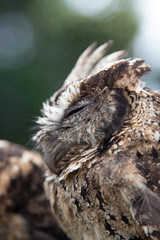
[65,106,86,118]
[65,102,93,118]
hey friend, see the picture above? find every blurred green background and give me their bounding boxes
[0,0,159,147]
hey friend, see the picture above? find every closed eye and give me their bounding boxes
[65,105,86,118]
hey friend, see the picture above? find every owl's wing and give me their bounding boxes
[0,140,68,240]
[122,155,160,239]
[132,153,160,239]
[100,151,160,240]
[132,188,160,240]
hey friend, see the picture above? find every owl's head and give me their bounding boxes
[34,41,151,175]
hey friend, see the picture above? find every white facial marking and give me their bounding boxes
[38,81,81,128]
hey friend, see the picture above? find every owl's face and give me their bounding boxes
[34,44,151,175]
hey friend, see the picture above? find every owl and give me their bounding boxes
[34,40,160,240]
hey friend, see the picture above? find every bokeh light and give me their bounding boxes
[134,0,160,70]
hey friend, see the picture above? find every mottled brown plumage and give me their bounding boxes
[34,41,160,240]
[0,140,68,240]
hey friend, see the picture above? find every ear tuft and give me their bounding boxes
[86,58,151,91]
[113,58,151,90]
